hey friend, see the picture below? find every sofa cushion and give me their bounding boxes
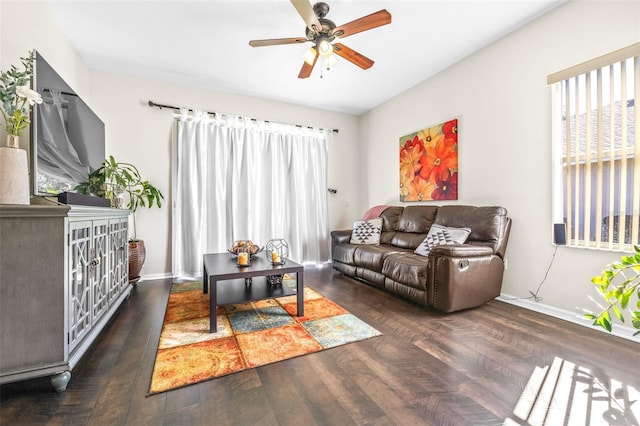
[382,252,429,290]
[396,206,438,233]
[379,206,404,245]
[391,206,438,249]
[354,245,401,272]
[435,205,507,246]
[414,224,471,257]
[333,244,357,264]
[350,218,383,245]
[356,267,386,288]
[380,206,404,231]
[389,232,428,250]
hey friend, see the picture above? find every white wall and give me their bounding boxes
[360,0,640,315]
[1,1,361,279]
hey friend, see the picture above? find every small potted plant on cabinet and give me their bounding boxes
[75,155,164,284]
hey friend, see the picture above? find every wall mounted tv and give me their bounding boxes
[31,51,105,196]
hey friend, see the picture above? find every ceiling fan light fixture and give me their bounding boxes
[325,54,337,70]
[318,38,333,58]
[303,47,317,65]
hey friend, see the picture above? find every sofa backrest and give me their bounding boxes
[376,205,510,257]
[389,206,438,249]
[434,205,511,258]
[379,206,404,245]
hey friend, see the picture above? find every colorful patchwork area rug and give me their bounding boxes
[148,280,381,395]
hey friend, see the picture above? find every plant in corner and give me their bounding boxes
[584,245,640,336]
[75,155,165,284]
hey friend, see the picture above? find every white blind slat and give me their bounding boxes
[607,64,616,248]
[632,56,640,246]
[618,60,629,250]
[574,77,581,245]
[584,72,593,243]
[594,68,603,244]
[564,80,573,243]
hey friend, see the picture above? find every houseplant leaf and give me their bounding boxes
[584,245,640,335]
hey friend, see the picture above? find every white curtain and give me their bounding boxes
[172,109,331,279]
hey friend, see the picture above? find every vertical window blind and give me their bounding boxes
[548,43,639,250]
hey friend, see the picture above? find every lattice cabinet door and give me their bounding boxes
[91,220,110,326]
[108,217,129,304]
[68,221,93,351]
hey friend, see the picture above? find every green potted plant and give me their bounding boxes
[584,245,640,336]
[0,50,42,205]
[75,155,164,284]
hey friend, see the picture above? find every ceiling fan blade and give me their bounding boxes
[333,43,374,70]
[333,9,392,38]
[249,37,308,47]
[298,47,319,79]
[290,0,323,32]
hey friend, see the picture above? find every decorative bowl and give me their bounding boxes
[228,240,263,260]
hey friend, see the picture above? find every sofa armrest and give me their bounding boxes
[330,229,352,254]
[427,244,504,313]
[429,244,494,258]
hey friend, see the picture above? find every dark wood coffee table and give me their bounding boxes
[202,253,304,332]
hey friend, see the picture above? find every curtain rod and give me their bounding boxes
[147,100,339,133]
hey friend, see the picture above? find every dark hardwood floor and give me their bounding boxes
[1,266,638,425]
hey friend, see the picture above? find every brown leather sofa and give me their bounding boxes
[331,205,511,313]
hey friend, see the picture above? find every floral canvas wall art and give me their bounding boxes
[399,118,458,202]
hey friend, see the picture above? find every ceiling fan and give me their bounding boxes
[249,0,391,79]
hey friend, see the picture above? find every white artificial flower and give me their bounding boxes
[16,85,43,105]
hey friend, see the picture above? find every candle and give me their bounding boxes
[238,252,249,266]
[272,251,281,263]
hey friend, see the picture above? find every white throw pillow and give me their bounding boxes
[414,224,471,256]
[350,218,383,245]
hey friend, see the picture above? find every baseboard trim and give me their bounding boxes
[498,293,639,343]
[138,272,174,283]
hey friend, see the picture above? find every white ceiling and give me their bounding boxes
[46,0,565,115]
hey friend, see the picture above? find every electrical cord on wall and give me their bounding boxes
[528,244,559,302]
[502,244,559,302]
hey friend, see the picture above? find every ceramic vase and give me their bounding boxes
[128,240,146,284]
[7,135,19,149]
[0,135,30,205]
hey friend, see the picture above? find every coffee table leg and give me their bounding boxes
[296,268,304,317]
[210,277,217,333]
[203,263,208,294]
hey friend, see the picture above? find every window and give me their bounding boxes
[549,43,639,250]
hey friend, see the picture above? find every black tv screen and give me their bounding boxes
[31,51,105,196]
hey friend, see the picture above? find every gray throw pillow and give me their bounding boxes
[414,224,471,256]
[350,218,383,245]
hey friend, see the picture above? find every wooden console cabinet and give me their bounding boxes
[0,205,131,392]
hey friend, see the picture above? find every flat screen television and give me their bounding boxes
[30,51,105,196]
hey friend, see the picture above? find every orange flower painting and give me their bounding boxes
[399,119,458,202]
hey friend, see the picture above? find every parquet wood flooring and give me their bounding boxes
[0,266,638,425]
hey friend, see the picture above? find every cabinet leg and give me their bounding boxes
[51,370,71,392]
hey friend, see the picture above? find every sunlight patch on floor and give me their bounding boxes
[503,356,639,426]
